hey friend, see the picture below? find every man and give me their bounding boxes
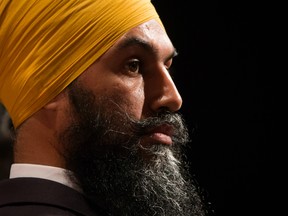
[0,0,209,215]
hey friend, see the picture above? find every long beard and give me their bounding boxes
[58,83,208,216]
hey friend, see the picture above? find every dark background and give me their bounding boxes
[0,1,278,216]
[153,0,277,216]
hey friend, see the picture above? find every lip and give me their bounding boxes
[144,124,174,146]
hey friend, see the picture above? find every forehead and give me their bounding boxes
[110,19,174,55]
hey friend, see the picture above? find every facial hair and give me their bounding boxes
[58,82,208,216]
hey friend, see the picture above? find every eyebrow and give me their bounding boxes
[115,36,178,61]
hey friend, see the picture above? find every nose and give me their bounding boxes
[147,68,183,113]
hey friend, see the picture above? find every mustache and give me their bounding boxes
[128,110,190,145]
[68,84,190,146]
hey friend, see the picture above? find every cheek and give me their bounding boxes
[130,88,145,118]
[109,81,145,119]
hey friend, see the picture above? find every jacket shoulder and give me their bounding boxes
[0,178,102,216]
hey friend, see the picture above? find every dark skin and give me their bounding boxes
[13,19,182,167]
[12,19,209,216]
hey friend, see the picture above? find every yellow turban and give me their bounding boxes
[0,0,163,128]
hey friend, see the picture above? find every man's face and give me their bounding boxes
[58,20,207,216]
[68,20,182,125]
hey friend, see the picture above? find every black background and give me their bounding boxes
[153,0,277,216]
[0,1,278,215]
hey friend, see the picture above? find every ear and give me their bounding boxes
[43,91,69,111]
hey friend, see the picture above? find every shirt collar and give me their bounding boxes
[9,163,82,192]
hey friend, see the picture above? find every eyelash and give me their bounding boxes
[123,58,174,76]
[124,58,141,74]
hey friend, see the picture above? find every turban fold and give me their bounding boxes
[0,0,163,128]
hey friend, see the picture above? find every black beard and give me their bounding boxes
[58,82,208,216]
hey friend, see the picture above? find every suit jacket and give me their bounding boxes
[0,177,104,216]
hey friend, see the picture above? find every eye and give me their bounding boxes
[124,59,140,74]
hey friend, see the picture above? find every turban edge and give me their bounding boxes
[0,0,163,128]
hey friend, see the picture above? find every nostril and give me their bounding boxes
[152,89,182,113]
[167,93,183,112]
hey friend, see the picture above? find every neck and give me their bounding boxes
[13,116,65,168]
